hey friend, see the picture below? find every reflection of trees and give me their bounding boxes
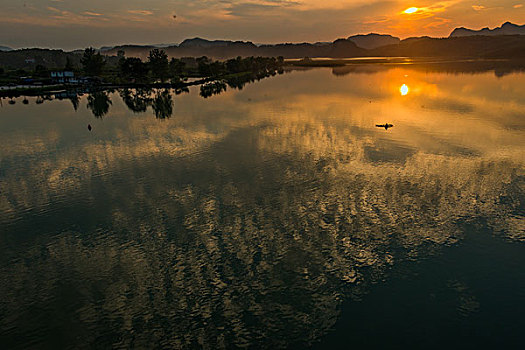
[175,87,189,95]
[331,60,525,77]
[69,94,80,111]
[198,69,280,98]
[225,71,278,91]
[119,88,152,113]
[198,61,281,97]
[200,81,227,98]
[119,89,179,118]
[152,89,173,119]
[87,91,112,118]
[54,92,81,111]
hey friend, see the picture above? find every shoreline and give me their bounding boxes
[0,77,212,98]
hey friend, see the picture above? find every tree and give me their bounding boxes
[119,57,148,82]
[169,58,185,78]
[226,57,244,73]
[148,49,169,82]
[197,56,211,76]
[64,56,74,71]
[34,65,48,78]
[81,48,105,76]
[208,61,225,77]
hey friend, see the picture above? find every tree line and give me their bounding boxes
[0,47,284,87]
[80,47,284,84]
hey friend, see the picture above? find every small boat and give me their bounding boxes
[376,123,394,130]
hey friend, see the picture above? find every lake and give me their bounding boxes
[1,64,524,349]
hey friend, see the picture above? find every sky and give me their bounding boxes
[0,0,523,50]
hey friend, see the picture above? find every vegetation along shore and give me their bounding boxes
[0,48,285,98]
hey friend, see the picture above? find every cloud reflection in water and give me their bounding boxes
[0,65,524,348]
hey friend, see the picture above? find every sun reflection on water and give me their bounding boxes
[400,84,409,96]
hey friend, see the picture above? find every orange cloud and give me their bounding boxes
[83,12,104,17]
[127,10,154,16]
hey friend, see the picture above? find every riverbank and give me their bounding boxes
[0,70,276,99]
[0,78,211,99]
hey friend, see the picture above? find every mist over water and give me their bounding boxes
[0,65,524,348]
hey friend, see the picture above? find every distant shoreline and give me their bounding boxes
[286,57,521,67]
[2,58,525,99]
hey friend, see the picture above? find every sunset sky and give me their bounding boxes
[0,0,523,49]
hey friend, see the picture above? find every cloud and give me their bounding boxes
[0,0,523,49]
[127,10,154,16]
[47,6,62,13]
[423,17,452,29]
[225,1,300,18]
[83,12,104,17]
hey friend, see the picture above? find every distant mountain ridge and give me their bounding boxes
[347,34,400,49]
[2,23,525,69]
[450,22,525,37]
[96,34,525,61]
[0,46,12,52]
[102,37,366,60]
[179,38,257,49]
[94,23,525,58]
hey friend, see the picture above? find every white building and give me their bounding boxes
[50,71,75,83]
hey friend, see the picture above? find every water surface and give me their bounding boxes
[1,65,524,349]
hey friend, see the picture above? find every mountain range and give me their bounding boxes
[347,34,400,49]
[97,22,524,59]
[450,22,525,37]
[1,23,524,69]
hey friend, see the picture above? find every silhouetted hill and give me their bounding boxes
[0,46,12,52]
[101,45,156,59]
[98,31,525,60]
[371,35,525,58]
[348,34,400,49]
[0,49,82,69]
[450,22,525,37]
[257,39,365,58]
[179,38,256,49]
[0,48,121,70]
[101,38,365,59]
[2,30,525,70]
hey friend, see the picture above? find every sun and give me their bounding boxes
[404,7,419,14]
